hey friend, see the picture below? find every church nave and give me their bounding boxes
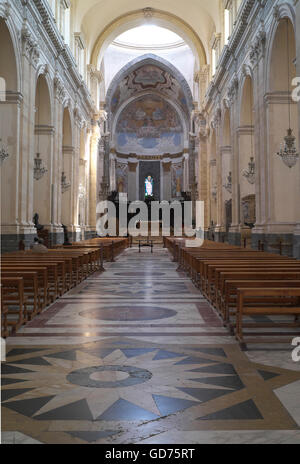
[2,248,300,445]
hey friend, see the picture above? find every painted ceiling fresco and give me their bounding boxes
[115,95,184,156]
[111,64,189,115]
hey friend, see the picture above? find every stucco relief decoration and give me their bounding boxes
[111,65,188,114]
[116,95,184,156]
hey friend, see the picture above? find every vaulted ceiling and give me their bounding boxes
[72,0,221,64]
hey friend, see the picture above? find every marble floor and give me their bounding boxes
[1,247,300,444]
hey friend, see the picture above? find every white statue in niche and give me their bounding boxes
[145,176,154,197]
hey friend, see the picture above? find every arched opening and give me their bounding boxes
[102,25,196,94]
[209,130,217,232]
[239,75,256,245]
[222,109,232,240]
[267,17,300,244]
[33,74,52,228]
[61,107,74,229]
[0,19,18,92]
[0,19,19,239]
[90,10,207,74]
[78,128,88,236]
[101,56,191,205]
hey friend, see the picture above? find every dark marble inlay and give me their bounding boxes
[258,370,281,381]
[4,396,55,418]
[97,398,158,421]
[67,365,152,389]
[178,387,234,403]
[7,348,44,357]
[189,363,237,375]
[120,348,156,358]
[175,356,218,366]
[81,348,116,359]
[153,350,183,361]
[198,399,264,421]
[79,306,177,322]
[1,388,35,402]
[1,364,34,375]
[189,348,227,358]
[12,357,52,366]
[35,399,93,421]
[68,430,118,443]
[190,375,245,391]
[1,377,30,386]
[46,351,77,361]
[153,394,199,416]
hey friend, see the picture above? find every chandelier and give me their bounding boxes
[34,84,47,180]
[33,152,47,180]
[61,171,71,193]
[243,157,256,185]
[276,19,299,168]
[224,171,232,193]
[277,129,299,169]
[0,138,9,165]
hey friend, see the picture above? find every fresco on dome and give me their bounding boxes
[111,65,188,114]
[115,95,184,155]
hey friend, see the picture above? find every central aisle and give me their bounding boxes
[2,248,300,444]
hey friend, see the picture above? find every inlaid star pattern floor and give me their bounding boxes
[1,247,300,444]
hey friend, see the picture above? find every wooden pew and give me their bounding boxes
[236,288,300,346]
[1,265,48,309]
[1,271,40,318]
[1,277,26,333]
[1,287,9,339]
[223,280,300,328]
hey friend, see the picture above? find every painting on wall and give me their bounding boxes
[171,162,183,198]
[116,162,128,193]
[116,95,184,155]
[111,64,188,115]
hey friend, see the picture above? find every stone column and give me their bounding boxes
[228,76,241,245]
[128,161,138,202]
[162,161,172,201]
[88,116,100,235]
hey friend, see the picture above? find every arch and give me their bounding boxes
[33,73,53,226]
[90,9,206,72]
[268,17,296,93]
[265,3,296,94]
[62,106,73,147]
[112,91,190,141]
[106,54,193,112]
[35,74,52,127]
[0,18,19,92]
[222,109,231,146]
[239,75,254,127]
